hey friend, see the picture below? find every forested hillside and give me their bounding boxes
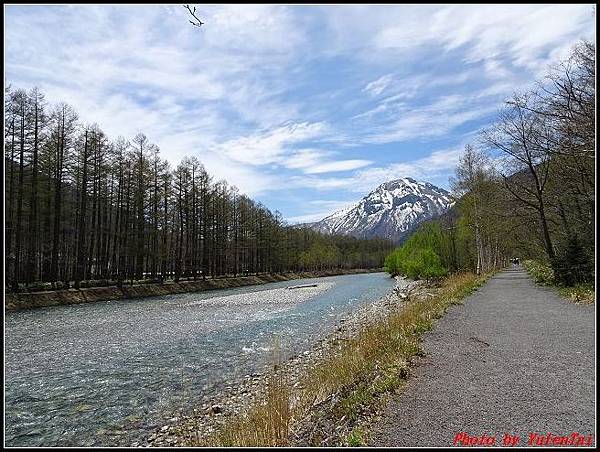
[4,91,393,291]
[386,42,595,286]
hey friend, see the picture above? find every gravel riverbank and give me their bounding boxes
[5,268,379,312]
[141,275,421,447]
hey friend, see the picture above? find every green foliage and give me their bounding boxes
[524,249,594,289]
[551,235,594,286]
[24,281,54,292]
[297,243,341,270]
[347,428,365,447]
[522,260,555,285]
[524,258,595,304]
[557,284,595,304]
[384,222,449,279]
[294,235,392,272]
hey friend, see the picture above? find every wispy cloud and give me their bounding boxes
[371,5,595,71]
[350,94,499,145]
[303,159,372,174]
[220,121,330,166]
[5,4,595,219]
[289,146,465,196]
[363,74,394,96]
[286,199,358,224]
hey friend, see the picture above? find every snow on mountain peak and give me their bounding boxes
[308,177,454,242]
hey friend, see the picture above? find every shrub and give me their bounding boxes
[551,235,594,287]
[26,281,54,292]
[557,285,595,304]
[384,223,449,280]
[522,260,554,285]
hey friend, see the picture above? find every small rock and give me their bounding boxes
[211,404,222,414]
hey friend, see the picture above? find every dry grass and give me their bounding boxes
[194,272,486,447]
[557,284,595,304]
[201,339,292,447]
[206,371,291,447]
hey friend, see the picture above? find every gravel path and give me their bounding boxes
[370,267,595,447]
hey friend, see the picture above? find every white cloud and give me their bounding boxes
[284,149,372,174]
[5,3,595,212]
[282,148,327,170]
[303,159,372,174]
[285,212,328,224]
[5,4,319,198]
[363,74,394,96]
[371,4,595,71]
[194,150,282,197]
[220,122,330,166]
[286,199,358,224]
[289,146,464,194]
[355,95,497,145]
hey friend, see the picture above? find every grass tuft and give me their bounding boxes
[347,428,365,446]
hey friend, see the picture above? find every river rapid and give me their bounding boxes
[4,272,395,446]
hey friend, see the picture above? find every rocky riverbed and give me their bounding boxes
[141,276,421,447]
[6,269,381,312]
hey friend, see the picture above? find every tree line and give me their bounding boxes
[4,89,393,291]
[386,41,594,285]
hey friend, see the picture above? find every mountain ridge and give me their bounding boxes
[305,177,454,243]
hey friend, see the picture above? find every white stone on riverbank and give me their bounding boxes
[187,282,335,307]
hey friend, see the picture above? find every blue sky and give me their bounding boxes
[5,4,595,223]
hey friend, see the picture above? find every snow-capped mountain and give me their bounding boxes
[308,177,454,242]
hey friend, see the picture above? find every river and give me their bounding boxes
[4,272,395,446]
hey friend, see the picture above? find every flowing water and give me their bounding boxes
[4,272,395,446]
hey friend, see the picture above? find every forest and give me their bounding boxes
[385,41,595,288]
[4,91,392,292]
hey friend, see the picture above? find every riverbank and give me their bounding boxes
[4,268,381,312]
[144,272,487,447]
